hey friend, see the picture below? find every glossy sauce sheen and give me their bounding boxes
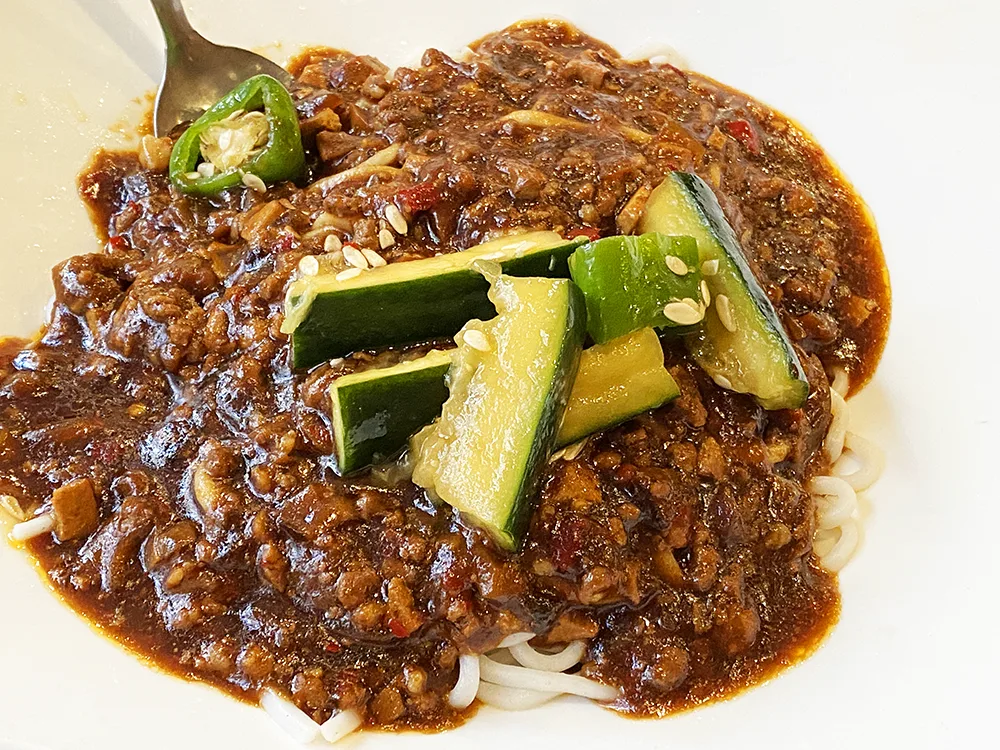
[0,21,889,729]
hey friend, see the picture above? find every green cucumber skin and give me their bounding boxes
[671,173,808,408]
[502,282,587,548]
[330,326,677,475]
[333,359,451,475]
[568,233,701,343]
[291,242,579,369]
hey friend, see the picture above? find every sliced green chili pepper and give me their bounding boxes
[168,74,305,196]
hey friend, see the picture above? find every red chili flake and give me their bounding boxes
[89,438,122,465]
[275,231,295,253]
[387,618,411,638]
[324,641,341,653]
[396,182,440,214]
[107,235,129,253]
[723,119,760,155]
[551,517,589,571]
[567,227,602,241]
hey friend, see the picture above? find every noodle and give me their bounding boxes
[320,709,363,743]
[260,689,320,744]
[477,681,559,710]
[509,640,588,672]
[833,432,884,492]
[811,368,883,572]
[478,654,619,702]
[448,654,481,709]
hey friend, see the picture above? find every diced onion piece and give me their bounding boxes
[260,689,321,744]
[447,654,480,709]
[320,709,363,743]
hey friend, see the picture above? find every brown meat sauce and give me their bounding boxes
[0,21,888,730]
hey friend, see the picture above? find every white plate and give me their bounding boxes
[0,1,997,748]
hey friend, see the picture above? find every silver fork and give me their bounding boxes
[151,0,294,137]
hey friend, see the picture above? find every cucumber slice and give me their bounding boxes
[330,349,452,474]
[328,328,678,474]
[637,172,808,410]
[567,233,703,344]
[558,327,679,446]
[282,231,583,368]
[410,275,586,550]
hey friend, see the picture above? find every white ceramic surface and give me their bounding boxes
[0,1,996,748]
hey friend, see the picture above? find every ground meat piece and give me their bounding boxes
[370,687,405,723]
[53,255,124,315]
[335,568,380,610]
[642,646,690,692]
[317,131,364,162]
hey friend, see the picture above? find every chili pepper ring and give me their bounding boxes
[168,74,305,195]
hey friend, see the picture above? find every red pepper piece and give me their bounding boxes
[567,227,602,241]
[107,235,129,253]
[324,641,341,654]
[723,119,760,155]
[387,617,411,638]
[396,182,440,214]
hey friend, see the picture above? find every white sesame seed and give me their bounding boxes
[701,259,719,276]
[713,374,733,390]
[664,255,689,275]
[384,203,408,234]
[241,172,267,194]
[313,212,339,230]
[378,228,396,249]
[217,129,233,151]
[185,171,202,181]
[297,255,320,276]
[701,280,711,307]
[197,161,216,178]
[360,248,387,267]
[663,300,705,326]
[343,245,369,269]
[463,329,492,352]
[715,294,736,332]
[323,234,343,254]
[335,268,363,281]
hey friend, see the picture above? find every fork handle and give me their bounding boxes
[150,0,206,52]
